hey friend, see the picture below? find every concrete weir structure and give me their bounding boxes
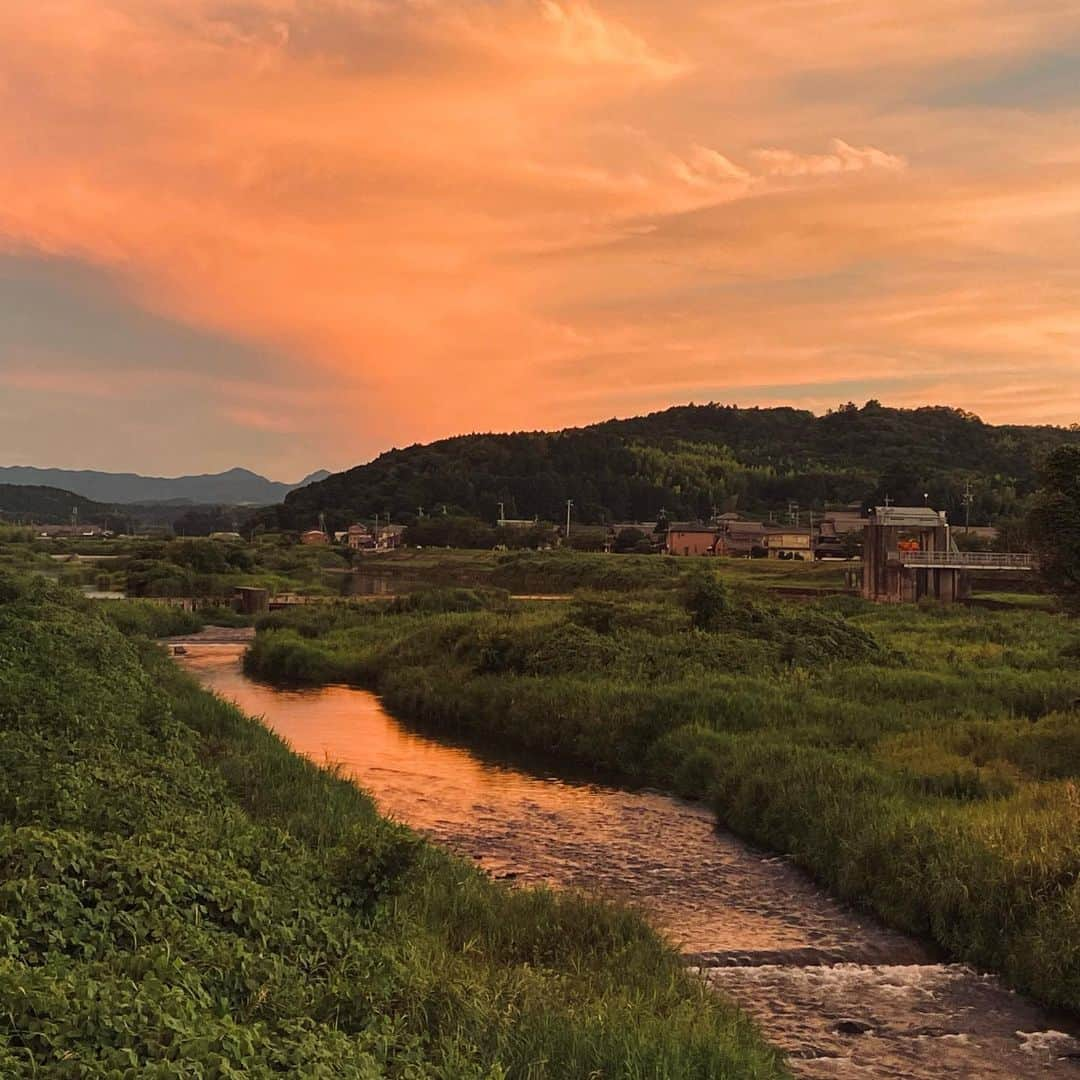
[862,506,960,603]
[861,506,1036,603]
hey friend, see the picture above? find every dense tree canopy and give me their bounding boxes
[1029,445,1080,611]
[269,402,1080,530]
[0,484,109,524]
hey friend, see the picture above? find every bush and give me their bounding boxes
[330,820,422,911]
[99,599,202,638]
[683,575,730,630]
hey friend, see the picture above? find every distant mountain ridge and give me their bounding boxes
[271,401,1080,529]
[0,466,330,506]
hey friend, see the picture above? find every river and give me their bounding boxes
[177,641,1080,1078]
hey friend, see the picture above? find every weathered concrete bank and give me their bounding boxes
[176,640,1080,1078]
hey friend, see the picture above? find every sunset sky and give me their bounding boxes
[1,1,1079,477]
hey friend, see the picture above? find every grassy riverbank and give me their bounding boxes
[0,574,784,1077]
[245,583,1080,1013]
[349,548,849,595]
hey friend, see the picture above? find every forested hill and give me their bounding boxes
[272,402,1080,529]
[0,484,113,524]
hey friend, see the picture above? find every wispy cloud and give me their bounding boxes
[0,0,1077,472]
[753,139,906,178]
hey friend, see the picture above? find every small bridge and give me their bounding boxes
[898,551,1037,571]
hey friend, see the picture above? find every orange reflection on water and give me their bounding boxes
[179,645,915,956]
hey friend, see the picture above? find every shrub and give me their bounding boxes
[683,575,730,630]
[330,821,422,911]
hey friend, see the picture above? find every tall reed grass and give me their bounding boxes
[245,586,1080,1012]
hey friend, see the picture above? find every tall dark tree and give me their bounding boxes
[1028,445,1080,611]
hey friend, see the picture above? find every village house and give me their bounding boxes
[665,523,720,556]
[346,523,374,550]
[714,520,774,558]
[376,524,406,550]
[815,510,867,558]
[300,528,328,546]
[764,529,813,560]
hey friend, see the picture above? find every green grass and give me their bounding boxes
[0,571,784,1078]
[346,548,851,596]
[245,582,1080,1014]
[969,590,1055,609]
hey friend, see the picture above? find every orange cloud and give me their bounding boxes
[0,0,1078,472]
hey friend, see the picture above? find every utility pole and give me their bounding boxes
[498,501,505,524]
[417,506,424,519]
[883,494,893,508]
[962,479,974,532]
[565,499,573,539]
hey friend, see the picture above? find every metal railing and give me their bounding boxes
[898,551,1036,569]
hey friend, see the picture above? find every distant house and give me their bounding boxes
[300,529,328,546]
[209,531,243,542]
[376,524,406,550]
[816,512,866,558]
[666,524,720,557]
[764,529,813,560]
[346,523,374,550]
[715,521,773,558]
[822,511,866,534]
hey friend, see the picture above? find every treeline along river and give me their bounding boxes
[179,640,1080,1079]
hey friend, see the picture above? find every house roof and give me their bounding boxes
[725,521,774,536]
[820,513,866,536]
[668,523,720,534]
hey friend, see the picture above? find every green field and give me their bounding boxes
[0,571,784,1077]
[245,578,1080,1014]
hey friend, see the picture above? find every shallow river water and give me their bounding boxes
[177,641,1080,1078]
